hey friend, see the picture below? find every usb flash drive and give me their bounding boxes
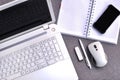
[75,46,83,61]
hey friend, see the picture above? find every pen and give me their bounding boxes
[79,39,92,69]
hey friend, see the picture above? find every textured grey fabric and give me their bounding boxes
[0,0,14,5]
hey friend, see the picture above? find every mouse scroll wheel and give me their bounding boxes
[94,45,98,51]
[94,45,97,48]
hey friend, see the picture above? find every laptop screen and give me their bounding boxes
[0,0,52,40]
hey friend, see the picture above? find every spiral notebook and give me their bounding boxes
[57,0,120,44]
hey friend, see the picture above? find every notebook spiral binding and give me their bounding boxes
[83,0,96,37]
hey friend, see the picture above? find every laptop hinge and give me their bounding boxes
[43,24,50,30]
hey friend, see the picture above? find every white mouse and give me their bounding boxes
[88,41,108,67]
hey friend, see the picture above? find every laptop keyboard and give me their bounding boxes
[0,37,64,80]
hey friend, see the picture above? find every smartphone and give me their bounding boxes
[93,5,120,34]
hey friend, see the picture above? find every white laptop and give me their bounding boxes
[0,0,78,80]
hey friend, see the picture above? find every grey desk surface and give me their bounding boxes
[0,0,120,80]
[52,0,120,80]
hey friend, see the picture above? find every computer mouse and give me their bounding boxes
[88,41,108,67]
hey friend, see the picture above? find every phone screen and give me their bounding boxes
[93,5,120,34]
